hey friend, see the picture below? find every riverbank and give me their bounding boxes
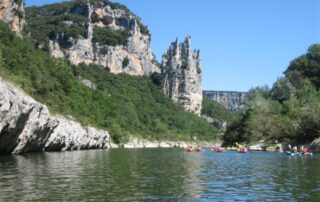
[111,137,221,149]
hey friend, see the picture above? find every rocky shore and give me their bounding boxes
[119,137,219,149]
[0,78,111,154]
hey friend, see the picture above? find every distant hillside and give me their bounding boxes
[24,0,159,75]
[203,91,248,111]
[0,21,219,144]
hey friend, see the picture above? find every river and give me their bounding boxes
[0,148,319,201]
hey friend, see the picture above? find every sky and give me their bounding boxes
[26,0,320,91]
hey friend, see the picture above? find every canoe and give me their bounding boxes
[302,152,313,156]
[237,148,248,153]
[211,147,225,152]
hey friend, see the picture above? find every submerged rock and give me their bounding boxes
[0,78,110,154]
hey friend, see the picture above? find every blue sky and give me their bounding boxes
[26,0,320,91]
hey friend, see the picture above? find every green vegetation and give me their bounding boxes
[24,0,150,50]
[137,21,150,36]
[223,45,320,146]
[122,56,129,68]
[285,44,320,89]
[0,21,218,144]
[92,26,129,46]
[202,96,235,122]
[25,2,89,50]
[15,0,23,5]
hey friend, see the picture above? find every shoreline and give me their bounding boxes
[113,137,221,149]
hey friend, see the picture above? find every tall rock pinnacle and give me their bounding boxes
[161,36,202,116]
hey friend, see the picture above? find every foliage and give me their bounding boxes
[24,0,150,49]
[271,77,296,103]
[201,96,234,122]
[92,26,129,46]
[15,0,23,5]
[137,20,150,36]
[150,72,163,87]
[224,44,320,145]
[25,2,89,50]
[0,21,218,144]
[285,44,320,89]
[122,56,129,68]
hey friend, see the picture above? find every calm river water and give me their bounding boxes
[0,148,319,201]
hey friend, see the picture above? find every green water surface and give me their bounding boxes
[0,149,319,201]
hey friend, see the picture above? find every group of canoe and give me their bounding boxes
[211,146,248,153]
[184,145,248,153]
[185,146,203,152]
[185,143,314,156]
[285,145,313,156]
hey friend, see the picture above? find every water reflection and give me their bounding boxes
[0,149,319,201]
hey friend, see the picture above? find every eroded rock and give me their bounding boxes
[47,2,159,76]
[161,36,202,115]
[0,78,110,154]
[0,0,25,35]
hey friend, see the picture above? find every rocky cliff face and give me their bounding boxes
[0,78,110,155]
[26,0,159,76]
[161,36,202,115]
[203,91,248,111]
[0,0,25,35]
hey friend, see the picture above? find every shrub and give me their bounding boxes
[0,21,218,143]
[122,56,129,68]
[92,26,129,46]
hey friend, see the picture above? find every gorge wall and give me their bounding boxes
[161,36,202,115]
[203,91,248,111]
[0,78,111,155]
[0,0,25,35]
[25,0,159,76]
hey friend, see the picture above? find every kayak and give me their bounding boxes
[237,148,248,153]
[185,147,202,152]
[211,147,225,152]
[302,152,313,156]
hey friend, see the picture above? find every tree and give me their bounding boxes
[150,72,163,87]
[122,56,129,68]
[271,77,296,103]
[285,44,320,89]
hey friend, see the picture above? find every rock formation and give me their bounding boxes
[28,1,159,75]
[0,78,110,155]
[203,91,248,111]
[0,0,25,35]
[161,36,202,115]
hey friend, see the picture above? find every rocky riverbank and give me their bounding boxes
[116,137,220,149]
[0,78,111,154]
[0,78,219,154]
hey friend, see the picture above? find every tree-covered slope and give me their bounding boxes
[24,0,149,50]
[223,45,320,145]
[0,21,218,143]
[202,96,235,122]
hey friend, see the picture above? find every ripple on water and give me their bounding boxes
[0,149,320,201]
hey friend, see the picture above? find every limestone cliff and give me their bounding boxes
[161,36,202,115]
[0,0,25,35]
[25,0,159,75]
[203,91,248,111]
[0,78,110,155]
